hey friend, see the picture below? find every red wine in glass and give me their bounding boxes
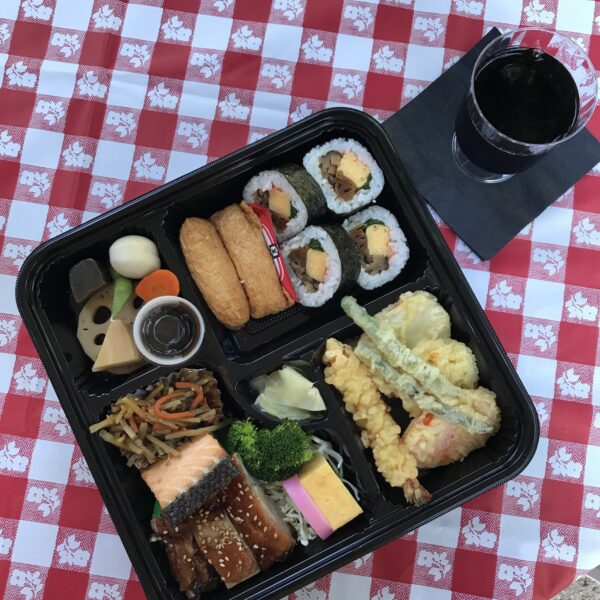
[452,29,597,183]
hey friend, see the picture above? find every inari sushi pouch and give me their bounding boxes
[248,204,299,303]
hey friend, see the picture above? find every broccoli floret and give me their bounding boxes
[227,419,258,458]
[227,419,313,482]
[254,421,314,481]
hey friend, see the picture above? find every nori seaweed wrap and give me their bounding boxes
[243,164,326,241]
[281,225,360,307]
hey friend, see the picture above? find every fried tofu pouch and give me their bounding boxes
[211,204,293,319]
[180,217,250,330]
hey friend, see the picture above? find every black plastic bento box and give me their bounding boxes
[16,109,539,600]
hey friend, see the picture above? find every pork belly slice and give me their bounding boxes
[151,516,219,598]
[224,454,296,570]
[192,503,260,589]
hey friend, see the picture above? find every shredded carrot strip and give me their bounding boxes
[152,422,178,432]
[153,392,194,420]
[175,381,204,409]
[128,416,138,433]
[423,413,433,426]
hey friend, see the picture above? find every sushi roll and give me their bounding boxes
[343,206,409,290]
[243,164,326,241]
[303,138,384,214]
[282,225,360,307]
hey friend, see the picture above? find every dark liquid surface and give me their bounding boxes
[455,47,580,173]
[140,305,198,357]
[475,48,579,144]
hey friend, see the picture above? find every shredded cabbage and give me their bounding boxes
[262,481,317,546]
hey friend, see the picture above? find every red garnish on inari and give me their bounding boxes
[248,203,299,303]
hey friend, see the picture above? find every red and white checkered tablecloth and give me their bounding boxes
[0,0,599,599]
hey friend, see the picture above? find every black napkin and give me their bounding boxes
[383,28,600,260]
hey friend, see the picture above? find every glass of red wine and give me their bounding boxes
[453,29,597,183]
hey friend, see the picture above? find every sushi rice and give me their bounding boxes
[243,170,309,241]
[303,138,384,215]
[282,226,359,307]
[343,206,409,290]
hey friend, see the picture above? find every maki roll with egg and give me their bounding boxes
[282,226,360,307]
[243,165,326,241]
[343,206,409,290]
[303,138,384,214]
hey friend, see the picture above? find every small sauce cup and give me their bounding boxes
[132,296,205,366]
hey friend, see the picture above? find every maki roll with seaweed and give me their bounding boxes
[343,206,409,290]
[243,164,326,241]
[303,138,384,214]
[282,226,360,307]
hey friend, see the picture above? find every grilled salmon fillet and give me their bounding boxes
[141,434,239,524]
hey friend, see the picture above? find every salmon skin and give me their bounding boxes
[141,434,239,524]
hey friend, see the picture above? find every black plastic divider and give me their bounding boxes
[16,109,539,600]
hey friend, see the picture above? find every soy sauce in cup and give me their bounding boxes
[133,296,205,366]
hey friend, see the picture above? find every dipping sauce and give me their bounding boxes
[140,304,198,357]
[133,296,205,366]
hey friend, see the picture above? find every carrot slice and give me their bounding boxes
[175,381,204,409]
[423,413,433,426]
[135,269,180,302]
[153,392,194,420]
